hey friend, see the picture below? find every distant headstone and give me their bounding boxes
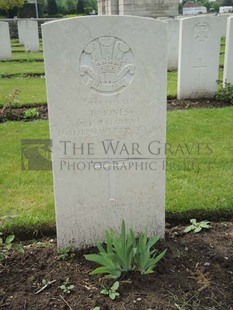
[223,16,233,84]
[0,21,12,60]
[166,19,179,71]
[217,14,231,37]
[42,16,167,249]
[17,20,26,44]
[178,16,221,99]
[23,20,39,52]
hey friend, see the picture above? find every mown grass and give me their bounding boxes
[0,121,54,231]
[12,51,44,61]
[166,107,233,214]
[0,77,46,107]
[0,62,45,76]
[0,108,232,231]
[11,46,43,53]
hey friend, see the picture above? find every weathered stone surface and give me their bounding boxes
[42,16,167,249]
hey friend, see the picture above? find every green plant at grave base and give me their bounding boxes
[100,281,120,300]
[84,220,166,279]
[59,278,75,294]
[0,215,24,261]
[132,233,167,275]
[92,307,101,310]
[184,219,211,233]
[216,81,233,105]
[4,88,21,107]
[57,247,73,260]
[23,108,40,119]
[84,220,135,279]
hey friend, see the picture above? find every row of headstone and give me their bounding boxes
[162,15,233,98]
[0,19,40,60]
[160,14,232,72]
[17,20,40,52]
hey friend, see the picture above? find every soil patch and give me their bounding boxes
[0,100,232,123]
[166,98,232,110]
[0,105,48,122]
[1,222,233,310]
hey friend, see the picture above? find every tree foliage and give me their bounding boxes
[0,0,25,11]
[47,0,58,15]
[76,0,84,13]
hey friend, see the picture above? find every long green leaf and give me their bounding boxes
[152,249,167,265]
[5,234,15,244]
[105,230,113,253]
[147,235,160,251]
[96,242,106,254]
[121,220,126,262]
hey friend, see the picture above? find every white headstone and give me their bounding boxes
[23,20,39,52]
[223,16,233,84]
[166,19,179,71]
[0,21,12,60]
[217,14,231,37]
[178,16,221,99]
[17,20,26,44]
[42,16,167,249]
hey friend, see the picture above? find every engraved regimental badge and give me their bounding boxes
[193,22,210,42]
[80,36,135,95]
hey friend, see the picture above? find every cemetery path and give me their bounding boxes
[0,100,232,122]
[1,222,232,310]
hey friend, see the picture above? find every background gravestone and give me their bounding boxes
[42,16,167,249]
[178,16,221,99]
[17,20,26,44]
[217,14,231,38]
[23,20,39,52]
[166,19,179,71]
[223,16,233,84]
[0,21,12,61]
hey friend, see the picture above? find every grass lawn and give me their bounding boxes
[167,71,177,98]
[0,107,232,231]
[12,51,44,61]
[0,121,54,231]
[0,62,45,76]
[0,77,47,107]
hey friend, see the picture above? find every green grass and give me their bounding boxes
[167,71,177,98]
[166,107,233,213]
[0,77,46,107]
[0,62,45,76]
[0,121,54,231]
[11,43,43,53]
[12,51,44,61]
[0,108,232,231]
